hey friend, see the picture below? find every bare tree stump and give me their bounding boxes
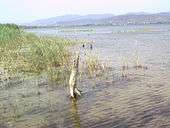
[69,53,81,98]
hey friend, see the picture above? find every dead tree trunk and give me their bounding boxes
[69,54,81,98]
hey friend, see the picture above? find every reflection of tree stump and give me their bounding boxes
[69,54,81,98]
[70,98,81,128]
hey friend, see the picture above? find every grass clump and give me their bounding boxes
[0,24,75,83]
[84,55,105,77]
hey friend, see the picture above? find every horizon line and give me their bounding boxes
[1,11,170,24]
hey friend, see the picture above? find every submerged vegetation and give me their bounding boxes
[0,24,76,83]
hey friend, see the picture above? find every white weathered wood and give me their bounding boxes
[69,53,81,98]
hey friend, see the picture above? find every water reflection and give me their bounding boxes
[70,98,81,128]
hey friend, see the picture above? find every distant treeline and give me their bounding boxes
[21,25,58,29]
[21,22,170,29]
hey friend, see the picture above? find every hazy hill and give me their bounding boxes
[28,14,114,26]
[27,12,170,26]
[102,12,170,26]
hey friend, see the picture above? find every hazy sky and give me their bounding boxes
[0,0,169,23]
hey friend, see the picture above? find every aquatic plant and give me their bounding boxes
[0,24,75,83]
[85,54,105,77]
[121,56,129,78]
[133,51,148,69]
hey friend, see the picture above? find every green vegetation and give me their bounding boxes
[0,24,75,83]
[84,55,105,77]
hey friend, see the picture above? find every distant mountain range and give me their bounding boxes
[27,12,170,26]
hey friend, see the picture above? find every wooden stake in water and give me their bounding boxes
[69,53,81,98]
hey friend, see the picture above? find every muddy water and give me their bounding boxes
[0,24,170,128]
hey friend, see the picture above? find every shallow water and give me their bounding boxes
[28,24,170,69]
[0,24,170,128]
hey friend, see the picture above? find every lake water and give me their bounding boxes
[27,24,170,69]
[1,25,170,128]
[26,24,170,128]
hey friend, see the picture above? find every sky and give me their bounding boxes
[0,0,170,23]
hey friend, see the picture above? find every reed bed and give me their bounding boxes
[0,24,76,83]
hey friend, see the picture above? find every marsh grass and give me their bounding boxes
[133,51,148,70]
[120,56,129,78]
[0,24,76,84]
[120,51,149,78]
[0,23,107,86]
[84,54,105,77]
